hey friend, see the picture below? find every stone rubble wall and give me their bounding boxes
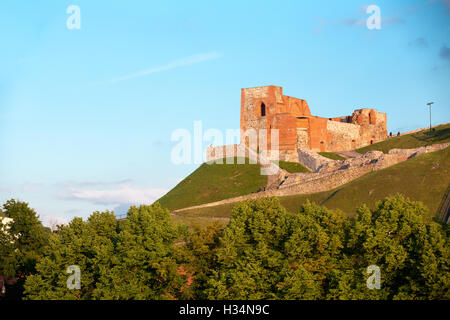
[296,128,309,149]
[327,120,360,139]
[297,148,333,172]
[176,142,450,213]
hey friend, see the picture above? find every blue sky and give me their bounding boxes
[1,0,449,226]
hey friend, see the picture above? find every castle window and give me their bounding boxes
[261,103,266,117]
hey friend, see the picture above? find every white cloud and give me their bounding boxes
[58,179,134,188]
[66,185,168,205]
[42,214,69,230]
[94,51,222,85]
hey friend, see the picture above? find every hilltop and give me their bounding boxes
[173,146,449,224]
[158,157,267,211]
[160,123,450,227]
[356,123,450,154]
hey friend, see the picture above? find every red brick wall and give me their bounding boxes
[272,113,297,151]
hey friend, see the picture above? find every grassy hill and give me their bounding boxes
[318,152,346,160]
[277,160,309,173]
[175,146,450,221]
[356,123,450,154]
[157,157,267,211]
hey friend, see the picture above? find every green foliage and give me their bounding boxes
[174,222,223,299]
[24,212,118,300]
[205,198,346,299]
[6,195,448,300]
[94,203,183,299]
[200,195,449,300]
[24,203,187,300]
[158,157,267,211]
[0,199,50,299]
[318,152,346,161]
[336,195,450,299]
[356,123,450,154]
[0,200,49,277]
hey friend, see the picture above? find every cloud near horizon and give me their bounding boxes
[42,214,69,230]
[63,184,168,206]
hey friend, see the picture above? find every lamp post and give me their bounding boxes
[427,102,434,131]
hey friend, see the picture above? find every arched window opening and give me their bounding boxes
[261,103,266,117]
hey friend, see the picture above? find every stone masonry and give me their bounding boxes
[182,142,450,213]
[240,85,387,158]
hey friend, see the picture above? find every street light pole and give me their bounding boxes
[427,102,434,131]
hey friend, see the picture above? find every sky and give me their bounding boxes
[0,0,449,227]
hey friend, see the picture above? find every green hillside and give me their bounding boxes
[277,160,309,173]
[175,147,450,221]
[157,157,267,211]
[356,123,450,154]
[318,152,346,160]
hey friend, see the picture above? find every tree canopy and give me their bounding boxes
[0,194,447,300]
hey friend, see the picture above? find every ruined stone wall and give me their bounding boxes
[326,120,360,151]
[296,128,309,149]
[177,143,448,213]
[297,148,333,172]
[240,86,269,134]
[241,86,388,153]
[240,86,275,151]
[351,109,387,147]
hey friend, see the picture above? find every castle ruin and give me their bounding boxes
[240,85,387,161]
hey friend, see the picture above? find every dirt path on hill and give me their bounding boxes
[170,212,230,221]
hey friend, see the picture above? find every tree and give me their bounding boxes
[93,203,184,299]
[24,212,118,299]
[24,203,186,300]
[279,201,346,299]
[175,222,223,299]
[329,194,450,299]
[205,198,346,299]
[0,199,50,299]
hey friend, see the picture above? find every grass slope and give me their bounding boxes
[176,147,450,220]
[157,157,267,211]
[318,152,346,160]
[277,160,309,173]
[356,123,450,154]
